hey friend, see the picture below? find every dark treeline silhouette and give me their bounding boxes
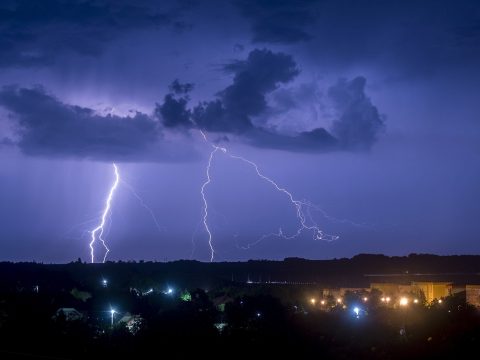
[2,253,480,291]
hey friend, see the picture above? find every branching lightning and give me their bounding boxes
[121,179,165,234]
[89,163,120,263]
[198,131,339,261]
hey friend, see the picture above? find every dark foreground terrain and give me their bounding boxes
[1,254,480,359]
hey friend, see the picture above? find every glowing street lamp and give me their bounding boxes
[399,297,409,306]
[413,299,419,304]
[385,297,391,303]
[310,298,316,305]
[363,297,368,302]
[110,309,116,326]
[102,279,108,287]
[320,300,326,305]
[336,298,342,304]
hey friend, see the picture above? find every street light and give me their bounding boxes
[110,309,116,326]
[399,297,409,306]
[102,279,108,287]
[336,298,342,304]
[320,300,326,305]
[310,298,316,305]
[363,297,368,302]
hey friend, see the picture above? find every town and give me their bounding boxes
[1,254,480,358]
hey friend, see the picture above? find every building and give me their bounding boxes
[411,282,453,303]
[54,308,83,321]
[370,283,413,297]
[466,285,480,307]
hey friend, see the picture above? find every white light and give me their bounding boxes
[256,312,261,317]
[386,297,391,303]
[310,298,316,305]
[337,298,342,303]
[381,297,385,302]
[399,297,409,306]
[353,307,360,316]
[320,300,326,305]
[438,299,443,304]
[110,308,116,326]
[167,288,173,294]
[363,297,368,302]
[413,299,419,304]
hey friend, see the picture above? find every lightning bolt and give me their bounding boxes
[89,163,120,263]
[198,131,338,261]
[200,133,227,262]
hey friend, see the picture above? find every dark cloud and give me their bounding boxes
[329,77,385,150]
[0,85,161,161]
[156,95,192,129]
[155,49,384,152]
[235,0,319,44]
[155,80,194,129]
[233,0,480,77]
[247,128,338,152]
[0,0,189,67]
[193,48,299,132]
[169,79,194,95]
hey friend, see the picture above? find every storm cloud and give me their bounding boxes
[329,77,385,150]
[156,49,384,152]
[0,86,161,161]
[235,0,319,44]
[0,0,189,67]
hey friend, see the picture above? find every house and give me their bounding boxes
[54,308,84,321]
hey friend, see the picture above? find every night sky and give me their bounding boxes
[0,0,479,262]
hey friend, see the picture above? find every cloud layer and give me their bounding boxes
[0,0,188,67]
[156,49,385,152]
[0,86,161,161]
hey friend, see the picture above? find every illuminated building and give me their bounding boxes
[411,282,452,303]
[466,285,480,307]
